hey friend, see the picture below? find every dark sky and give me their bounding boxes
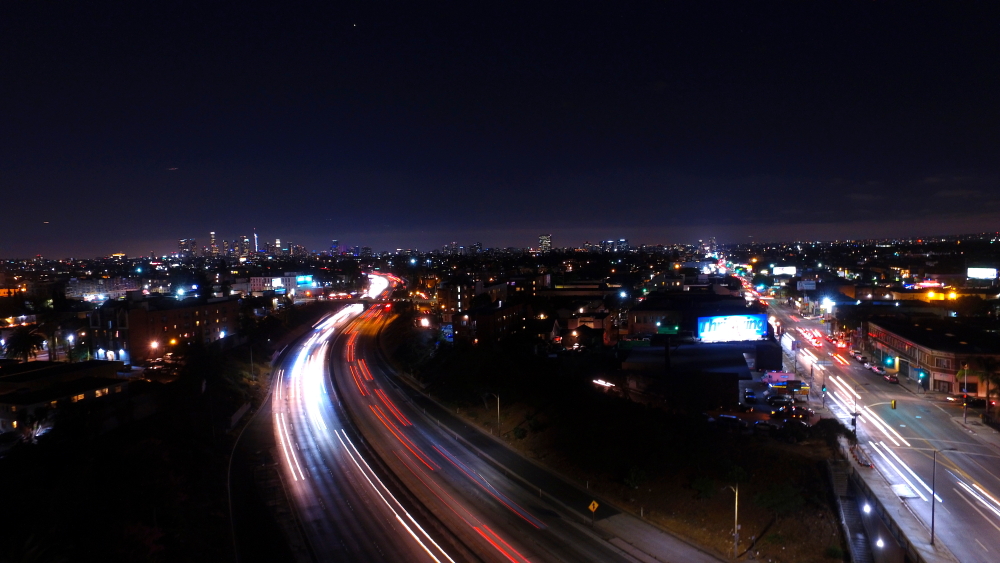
[3,1,1000,258]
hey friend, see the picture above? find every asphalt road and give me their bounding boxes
[768,301,1000,563]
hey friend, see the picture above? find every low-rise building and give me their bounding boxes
[89,293,240,365]
[865,317,1000,395]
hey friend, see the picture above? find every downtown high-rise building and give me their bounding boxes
[178,238,196,257]
[538,234,552,253]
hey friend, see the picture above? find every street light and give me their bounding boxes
[726,483,739,559]
[961,363,969,424]
[931,447,956,546]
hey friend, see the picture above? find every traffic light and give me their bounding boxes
[963,394,968,407]
[891,399,896,410]
[822,384,827,393]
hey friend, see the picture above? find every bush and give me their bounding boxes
[824,545,846,560]
[691,476,717,500]
[754,483,805,516]
[623,466,647,489]
[512,426,527,440]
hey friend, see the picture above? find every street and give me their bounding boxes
[768,301,1000,563]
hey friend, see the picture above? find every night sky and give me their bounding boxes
[4,2,999,258]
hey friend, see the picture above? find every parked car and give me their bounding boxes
[715,414,749,431]
[857,356,869,365]
[754,421,781,434]
[766,394,795,408]
[771,405,814,421]
[743,388,757,403]
[883,374,899,384]
[850,349,861,358]
[870,365,886,375]
[863,362,873,369]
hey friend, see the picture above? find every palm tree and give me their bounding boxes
[3,326,46,363]
[974,357,1000,421]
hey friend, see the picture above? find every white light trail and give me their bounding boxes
[336,430,456,563]
[863,406,911,447]
[958,479,1000,519]
[869,441,928,502]
[879,442,940,501]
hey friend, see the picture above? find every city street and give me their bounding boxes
[767,301,1000,563]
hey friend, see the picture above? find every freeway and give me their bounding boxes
[270,303,461,562]
[768,301,1000,563]
[271,273,726,562]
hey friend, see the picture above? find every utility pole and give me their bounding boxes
[963,363,968,424]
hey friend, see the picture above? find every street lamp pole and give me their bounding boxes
[931,449,937,546]
[728,483,739,559]
[963,363,968,424]
[931,448,955,546]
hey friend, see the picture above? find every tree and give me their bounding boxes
[974,357,1000,420]
[3,326,46,362]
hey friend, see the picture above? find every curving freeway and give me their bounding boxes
[268,274,725,563]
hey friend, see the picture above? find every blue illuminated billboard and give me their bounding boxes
[697,314,768,343]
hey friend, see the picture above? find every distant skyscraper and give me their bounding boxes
[331,239,339,254]
[178,238,196,257]
[539,234,552,253]
[209,231,218,256]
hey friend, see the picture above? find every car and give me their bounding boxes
[771,405,814,420]
[863,362,873,369]
[883,374,899,384]
[857,356,869,364]
[849,349,861,357]
[870,365,886,375]
[754,421,781,434]
[715,414,749,431]
[948,395,987,408]
[766,394,795,408]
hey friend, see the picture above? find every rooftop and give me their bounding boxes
[869,317,1000,355]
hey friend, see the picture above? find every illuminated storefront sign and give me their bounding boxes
[697,314,768,343]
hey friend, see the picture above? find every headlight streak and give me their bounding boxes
[878,441,941,502]
[831,375,860,399]
[863,406,911,447]
[868,441,928,502]
[276,412,306,481]
[335,429,456,563]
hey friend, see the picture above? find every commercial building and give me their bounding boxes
[865,317,1000,395]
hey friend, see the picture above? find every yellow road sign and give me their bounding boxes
[588,500,599,513]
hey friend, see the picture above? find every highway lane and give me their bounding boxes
[331,274,729,562]
[271,272,724,562]
[271,304,461,562]
[333,295,645,563]
[767,301,1000,563]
